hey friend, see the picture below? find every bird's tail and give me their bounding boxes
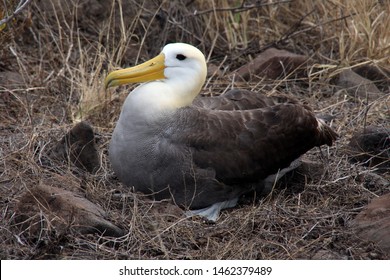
[316,118,338,146]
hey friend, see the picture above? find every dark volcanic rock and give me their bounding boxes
[50,121,100,173]
[336,69,383,100]
[346,126,390,171]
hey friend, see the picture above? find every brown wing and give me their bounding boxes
[171,100,337,185]
[192,89,274,110]
[193,88,303,111]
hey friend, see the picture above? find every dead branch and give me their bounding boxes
[192,0,292,16]
[0,0,32,27]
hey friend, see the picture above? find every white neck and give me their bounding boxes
[122,67,205,120]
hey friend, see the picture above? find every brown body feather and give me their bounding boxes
[110,89,338,209]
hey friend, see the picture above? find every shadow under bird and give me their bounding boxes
[105,43,338,221]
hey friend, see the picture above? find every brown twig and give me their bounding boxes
[230,11,357,60]
[276,11,357,46]
[0,0,32,26]
[192,0,293,16]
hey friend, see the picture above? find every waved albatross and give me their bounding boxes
[105,43,338,221]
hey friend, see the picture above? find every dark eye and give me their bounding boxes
[176,54,186,61]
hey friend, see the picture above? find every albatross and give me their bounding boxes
[105,43,338,221]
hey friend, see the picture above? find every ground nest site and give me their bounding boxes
[0,0,389,259]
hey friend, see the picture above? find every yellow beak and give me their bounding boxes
[105,53,166,89]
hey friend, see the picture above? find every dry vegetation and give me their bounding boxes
[1,0,389,259]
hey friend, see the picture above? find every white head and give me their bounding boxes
[105,43,207,112]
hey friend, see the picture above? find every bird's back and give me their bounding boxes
[110,89,338,209]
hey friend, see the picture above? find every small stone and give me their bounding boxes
[296,159,325,180]
[346,126,390,171]
[336,69,383,100]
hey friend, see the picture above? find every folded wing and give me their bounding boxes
[170,97,337,186]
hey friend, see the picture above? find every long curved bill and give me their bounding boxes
[105,53,166,89]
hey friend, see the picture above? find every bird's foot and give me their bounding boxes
[185,197,239,222]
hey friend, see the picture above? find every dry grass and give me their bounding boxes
[1,0,389,259]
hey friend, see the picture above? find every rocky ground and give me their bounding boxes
[0,0,389,259]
